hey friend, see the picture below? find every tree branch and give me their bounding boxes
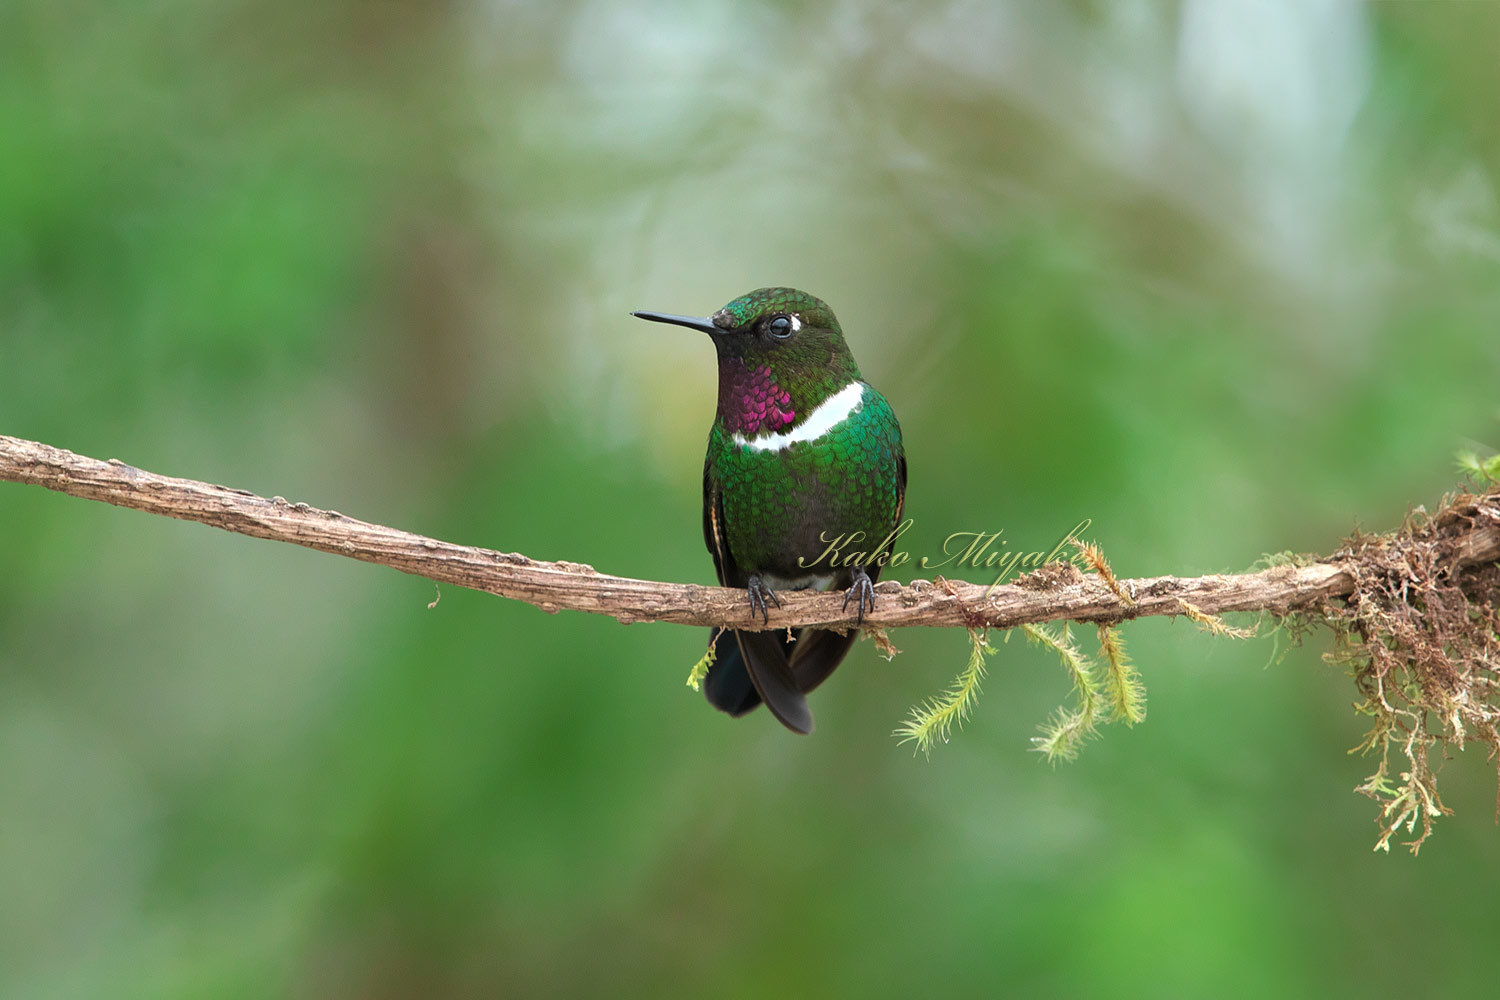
[3,433,1498,631]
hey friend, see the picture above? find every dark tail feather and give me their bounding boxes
[735,629,814,734]
[700,624,854,726]
[789,627,858,694]
[703,628,763,717]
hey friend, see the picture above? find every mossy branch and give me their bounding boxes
[5,434,1497,634]
[7,433,1500,852]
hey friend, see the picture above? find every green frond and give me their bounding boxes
[1456,449,1500,483]
[1024,623,1102,718]
[1071,538,1134,606]
[1023,623,1104,760]
[1098,625,1147,725]
[1031,707,1098,762]
[895,629,991,756]
[1177,599,1258,640]
[685,639,717,691]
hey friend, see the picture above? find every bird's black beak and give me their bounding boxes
[631,310,720,335]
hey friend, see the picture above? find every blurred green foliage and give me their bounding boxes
[3,1,1499,997]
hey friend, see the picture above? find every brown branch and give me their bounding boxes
[3,433,1498,632]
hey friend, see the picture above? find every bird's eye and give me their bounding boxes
[768,315,793,338]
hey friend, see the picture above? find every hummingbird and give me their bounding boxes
[633,288,906,734]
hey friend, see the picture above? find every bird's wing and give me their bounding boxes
[702,456,735,586]
[894,450,907,525]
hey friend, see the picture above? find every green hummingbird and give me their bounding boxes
[633,287,907,734]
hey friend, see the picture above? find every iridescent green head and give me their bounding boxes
[633,287,862,434]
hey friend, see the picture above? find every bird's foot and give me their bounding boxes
[746,574,781,625]
[842,567,876,625]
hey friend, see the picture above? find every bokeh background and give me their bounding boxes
[4,0,1499,996]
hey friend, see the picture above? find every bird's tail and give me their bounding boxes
[703,627,814,733]
[703,627,766,718]
[702,624,857,733]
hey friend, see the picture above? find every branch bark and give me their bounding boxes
[3,433,1497,632]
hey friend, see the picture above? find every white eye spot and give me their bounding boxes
[789,316,802,332]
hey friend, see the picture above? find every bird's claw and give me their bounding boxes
[842,569,876,625]
[747,575,781,625]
